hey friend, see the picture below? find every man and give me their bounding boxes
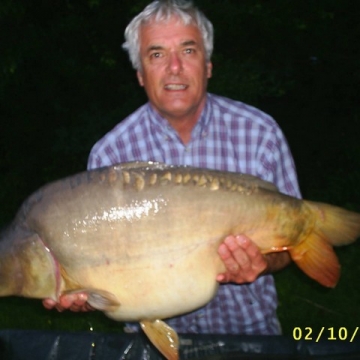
[44,0,301,334]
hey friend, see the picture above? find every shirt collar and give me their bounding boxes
[146,93,212,141]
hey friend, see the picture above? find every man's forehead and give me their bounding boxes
[140,19,202,47]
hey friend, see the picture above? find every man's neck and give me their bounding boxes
[167,115,198,144]
[155,96,207,145]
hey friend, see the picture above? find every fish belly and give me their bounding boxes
[102,241,222,321]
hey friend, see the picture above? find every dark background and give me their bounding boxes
[0,0,359,335]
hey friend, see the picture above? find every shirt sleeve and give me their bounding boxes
[87,149,101,170]
[87,132,122,170]
[258,126,301,199]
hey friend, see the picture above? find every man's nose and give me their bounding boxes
[168,52,183,74]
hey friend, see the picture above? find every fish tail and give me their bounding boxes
[288,201,360,288]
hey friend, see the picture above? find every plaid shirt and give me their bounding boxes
[88,93,301,335]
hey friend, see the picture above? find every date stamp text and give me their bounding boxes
[293,327,359,342]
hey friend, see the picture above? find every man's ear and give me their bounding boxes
[206,61,213,79]
[137,70,144,86]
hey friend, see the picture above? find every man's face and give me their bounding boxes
[137,17,212,122]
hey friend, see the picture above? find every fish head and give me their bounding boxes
[0,229,58,299]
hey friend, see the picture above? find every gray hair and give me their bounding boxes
[122,0,214,71]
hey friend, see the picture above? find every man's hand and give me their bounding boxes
[217,234,292,284]
[217,235,268,284]
[42,293,94,312]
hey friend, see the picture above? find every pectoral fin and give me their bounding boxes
[64,289,120,311]
[140,319,179,360]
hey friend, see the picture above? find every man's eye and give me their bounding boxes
[184,48,195,54]
[151,52,162,58]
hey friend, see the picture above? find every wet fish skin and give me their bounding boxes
[1,161,360,360]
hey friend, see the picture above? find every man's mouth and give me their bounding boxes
[164,84,187,90]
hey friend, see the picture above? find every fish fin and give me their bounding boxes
[289,233,340,288]
[118,161,166,170]
[140,319,179,360]
[64,289,120,311]
[306,201,360,246]
[289,201,360,287]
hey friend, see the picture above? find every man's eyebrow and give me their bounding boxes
[146,40,199,52]
[181,40,198,47]
[146,45,164,52]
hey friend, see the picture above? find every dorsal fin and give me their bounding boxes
[114,161,279,193]
[116,161,167,171]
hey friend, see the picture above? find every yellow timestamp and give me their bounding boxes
[293,327,359,342]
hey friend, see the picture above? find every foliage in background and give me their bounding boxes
[0,0,359,335]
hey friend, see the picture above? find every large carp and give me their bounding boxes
[1,161,360,359]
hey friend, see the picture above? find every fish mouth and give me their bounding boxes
[164,84,188,91]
